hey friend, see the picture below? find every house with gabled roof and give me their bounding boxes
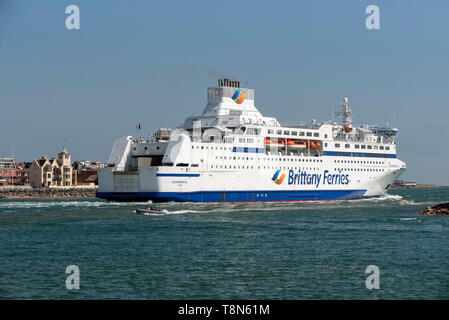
[28,147,73,187]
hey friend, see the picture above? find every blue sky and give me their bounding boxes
[0,0,448,185]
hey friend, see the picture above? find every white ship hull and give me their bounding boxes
[97,157,405,202]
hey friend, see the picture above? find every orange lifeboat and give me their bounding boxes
[344,124,352,133]
[287,139,306,149]
[309,141,321,149]
[264,137,285,147]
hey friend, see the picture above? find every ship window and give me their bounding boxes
[361,145,366,149]
[314,133,319,137]
[306,132,312,137]
[386,146,390,150]
[380,146,384,150]
[335,143,340,148]
[284,131,290,135]
[239,138,245,143]
[373,146,378,150]
[345,144,350,148]
[355,145,360,149]
[367,145,372,150]
[268,129,274,134]
[277,130,282,135]
[292,131,297,136]
[246,128,260,135]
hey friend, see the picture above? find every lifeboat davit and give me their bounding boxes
[309,141,321,149]
[264,137,285,147]
[286,140,306,149]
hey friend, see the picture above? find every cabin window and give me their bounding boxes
[314,133,319,137]
[284,131,290,135]
[239,138,245,143]
[361,145,366,149]
[355,145,360,149]
[367,145,372,150]
[385,146,390,150]
[380,146,384,150]
[292,131,297,136]
[306,132,312,137]
[277,130,282,135]
[335,143,340,148]
[268,129,274,134]
[373,146,378,150]
[246,128,260,135]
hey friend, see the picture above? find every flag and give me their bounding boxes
[136,124,141,130]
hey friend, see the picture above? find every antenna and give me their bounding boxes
[331,105,334,123]
[393,112,396,128]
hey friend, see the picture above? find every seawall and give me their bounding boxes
[0,186,98,199]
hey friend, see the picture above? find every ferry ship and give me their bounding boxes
[96,78,406,202]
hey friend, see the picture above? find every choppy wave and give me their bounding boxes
[0,191,441,215]
[0,200,149,210]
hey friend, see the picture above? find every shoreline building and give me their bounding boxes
[29,147,73,187]
[0,158,17,186]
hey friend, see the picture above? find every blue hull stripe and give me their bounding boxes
[323,150,396,158]
[96,189,368,202]
[156,173,200,177]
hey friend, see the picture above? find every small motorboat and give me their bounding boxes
[134,206,169,215]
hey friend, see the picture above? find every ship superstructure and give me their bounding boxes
[97,79,406,202]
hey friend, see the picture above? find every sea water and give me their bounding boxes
[0,187,448,299]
